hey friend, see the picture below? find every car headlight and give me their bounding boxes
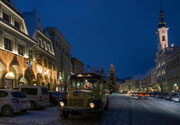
[60,101,64,107]
[89,103,95,108]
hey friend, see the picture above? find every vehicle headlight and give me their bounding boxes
[89,103,95,108]
[60,101,64,107]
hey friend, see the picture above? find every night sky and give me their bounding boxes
[14,0,180,78]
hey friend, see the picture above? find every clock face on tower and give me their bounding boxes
[161,29,166,34]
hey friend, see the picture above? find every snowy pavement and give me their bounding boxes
[0,107,59,125]
[49,95,180,125]
[0,95,180,125]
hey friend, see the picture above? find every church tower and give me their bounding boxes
[156,4,169,51]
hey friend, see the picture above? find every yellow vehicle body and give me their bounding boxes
[58,73,109,119]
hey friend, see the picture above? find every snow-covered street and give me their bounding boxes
[0,107,59,125]
[1,95,180,125]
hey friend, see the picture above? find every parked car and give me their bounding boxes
[17,85,50,110]
[49,91,60,106]
[0,89,31,117]
[166,93,173,100]
[171,93,180,102]
[162,93,168,99]
[153,92,162,98]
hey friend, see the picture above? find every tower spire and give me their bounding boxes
[158,3,166,28]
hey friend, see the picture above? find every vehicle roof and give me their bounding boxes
[71,73,104,79]
[0,89,19,92]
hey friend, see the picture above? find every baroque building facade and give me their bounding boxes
[0,0,57,90]
[155,6,180,93]
[165,48,180,92]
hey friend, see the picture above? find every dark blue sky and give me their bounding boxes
[14,0,180,78]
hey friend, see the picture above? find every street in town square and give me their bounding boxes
[1,0,180,125]
[0,94,180,125]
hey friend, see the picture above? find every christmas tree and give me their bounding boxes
[108,64,118,93]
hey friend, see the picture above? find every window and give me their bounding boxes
[11,92,26,98]
[4,37,12,51]
[0,91,8,97]
[56,41,58,47]
[36,54,42,65]
[18,44,24,56]
[47,44,50,51]
[162,36,166,41]
[21,88,38,95]
[53,63,56,70]
[3,12,10,23]
[44,59,47,67]
[49,61,52,69]
[28,49,33,59]
[43,41,46,49]
[38,39,42,46]
[14,20,20,29]
[59,44,61,50]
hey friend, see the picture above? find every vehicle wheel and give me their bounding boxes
[2,105,14,117]
[59,111,69,119]
[30,101,37,110]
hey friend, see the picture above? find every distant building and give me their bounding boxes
[71,57,84,74]
[46,27,72,91]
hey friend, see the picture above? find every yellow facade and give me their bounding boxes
[0,49,57,90]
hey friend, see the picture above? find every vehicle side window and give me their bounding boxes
[0,91,8,97]
[11,92,26,98]
[21,88,38,95]
[42,88,48,95]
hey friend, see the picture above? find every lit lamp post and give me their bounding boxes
[173,83,178,92]
[58,72,63,91]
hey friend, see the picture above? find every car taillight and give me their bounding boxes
[11,98,19,103]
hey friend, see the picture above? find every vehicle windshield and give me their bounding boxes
[70,79,99,89]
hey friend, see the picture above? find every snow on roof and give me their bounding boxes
[2,0,22,17]
[23,10,50,38]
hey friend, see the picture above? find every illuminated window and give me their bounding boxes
[36,54,42,65]
[162,36,165,41]
[18,44,24,56]
[4,38,12,51]
[3,12,10,23]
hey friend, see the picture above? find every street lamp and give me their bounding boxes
[58,72,63,91]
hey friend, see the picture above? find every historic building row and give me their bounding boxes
[0,0,86,91]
